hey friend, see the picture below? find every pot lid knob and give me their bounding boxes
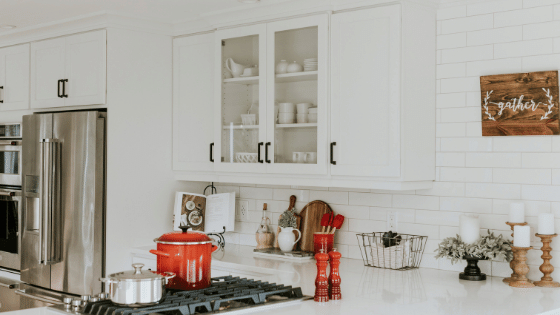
[179,225,191,233]
[132,263,144,275]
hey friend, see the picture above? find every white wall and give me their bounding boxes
[216,0,560,280]
[105,28,206,275]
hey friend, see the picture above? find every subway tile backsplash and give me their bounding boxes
[218,0,560,279]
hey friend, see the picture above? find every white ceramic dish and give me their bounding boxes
[308,113,317,123]
[241,114,257,125]
[296,114,308,123]
[278,103,295,113]
[235,152,258,163]
[278,113,295,124]
[309,107,318,114]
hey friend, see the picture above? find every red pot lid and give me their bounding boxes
[155,227,213,244]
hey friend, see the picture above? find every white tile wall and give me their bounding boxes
[213,0,560,278]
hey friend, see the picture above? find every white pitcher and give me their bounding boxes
[278,227,301,252]
[225,58,245,78]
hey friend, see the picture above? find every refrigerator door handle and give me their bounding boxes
[40,139,61,265]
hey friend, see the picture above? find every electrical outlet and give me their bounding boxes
[239,200,249,221]
[387,211,398,231]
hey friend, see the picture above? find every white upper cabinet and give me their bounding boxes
[266,15,328,175]
[330,6,401,177]
[174,3,436,189]
[173,33,216,172]
[31,30,106,109]
[0,44,30,111]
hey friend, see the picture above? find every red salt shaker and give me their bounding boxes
[328,248,342,300]
[314,249,329,302]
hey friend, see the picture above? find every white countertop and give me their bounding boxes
[134,244,560,315]
[9,244,560,315]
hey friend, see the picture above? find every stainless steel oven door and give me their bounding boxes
[0,140,22,187]
[0,188,21,271]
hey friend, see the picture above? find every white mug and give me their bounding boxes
[292,152,307,163]
[296,103,312,114]
[306,152,317,164]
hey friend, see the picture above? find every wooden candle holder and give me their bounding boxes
[534,234,560,288]
[509,246,535,288]
[503,222,528,284]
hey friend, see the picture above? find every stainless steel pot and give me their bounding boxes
[99,263,175,307]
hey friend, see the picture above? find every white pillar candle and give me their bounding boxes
[513,225,531,247]
[509,202,525,223]
[538,213,555,235]
[459,215,480,244]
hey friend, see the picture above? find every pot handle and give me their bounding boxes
[211,245,219,253]
[149,249,170,257]
[163,272,175,284]
[99,278,117,284]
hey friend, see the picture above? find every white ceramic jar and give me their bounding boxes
[278,227,301,252]
[276,60,289,74]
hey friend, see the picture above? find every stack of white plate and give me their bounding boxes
[304,58,318,71]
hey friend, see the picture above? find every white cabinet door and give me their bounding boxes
[214,25,267,174]
[64,30,106,106]
[173,33,215,172]
[330,5,401,177]
[0,44,29,111]
[30,37,66,109]
[265,15,329,175]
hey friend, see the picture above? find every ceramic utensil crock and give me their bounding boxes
[100,263,175,307]
[150,227,218,290]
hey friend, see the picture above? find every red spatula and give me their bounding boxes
[330,215,345,235]
[321,213,333,233]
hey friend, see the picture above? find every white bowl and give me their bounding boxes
[278,103,295,113]
[278,113,295,124]
[297,114,308,123]
[308,107,318,114]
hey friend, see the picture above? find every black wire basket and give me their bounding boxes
[356,232,427,270]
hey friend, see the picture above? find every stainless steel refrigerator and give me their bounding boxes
[20,110,106,296]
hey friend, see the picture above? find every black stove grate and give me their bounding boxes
[83,276,304,315]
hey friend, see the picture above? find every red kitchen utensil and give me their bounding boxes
[320,213,333,233]
[330,215,345,235]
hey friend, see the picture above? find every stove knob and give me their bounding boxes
[97,293,109,300]
[63,297,73,309]
[90,297,100,303]
[81,295,91,302]
[72,299,82,310]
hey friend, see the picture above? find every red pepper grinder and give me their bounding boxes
[328,248,342,300]
[314,248,329,302]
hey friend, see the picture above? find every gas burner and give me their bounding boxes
[57,276,309,315]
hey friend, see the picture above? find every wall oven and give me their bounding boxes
[0,123,22,188]
[0,123,22,271]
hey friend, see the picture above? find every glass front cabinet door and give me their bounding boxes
[214,25,267,173]
[266,15,328,175]
[214,15,328,175]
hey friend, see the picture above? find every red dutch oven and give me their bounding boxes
[150,227,218,290]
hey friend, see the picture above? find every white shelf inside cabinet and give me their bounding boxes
[275,123,317,128]
[223,76,259,85]
[275,71,318,83]
[222,125,259,130]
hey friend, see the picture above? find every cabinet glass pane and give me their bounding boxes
[274,27,318,165]
[221,35,261,164]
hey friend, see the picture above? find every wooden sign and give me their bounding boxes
[480,71,559,136]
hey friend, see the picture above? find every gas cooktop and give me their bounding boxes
[51,276,310,315]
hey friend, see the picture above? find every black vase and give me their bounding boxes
[459,255,487,281]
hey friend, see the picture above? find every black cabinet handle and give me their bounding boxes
[57,80,62,98]
[265,142,271,163]
[0,86,3,103]
[61,79,68,98]
[210,143,214,162]
[258,142,264,163]
[330,142,336,165]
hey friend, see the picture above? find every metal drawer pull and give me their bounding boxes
[330,142,336,165]
[15,290,62,304]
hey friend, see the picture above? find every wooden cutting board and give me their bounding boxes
[274,195,301,251]
[298,200,333,252]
